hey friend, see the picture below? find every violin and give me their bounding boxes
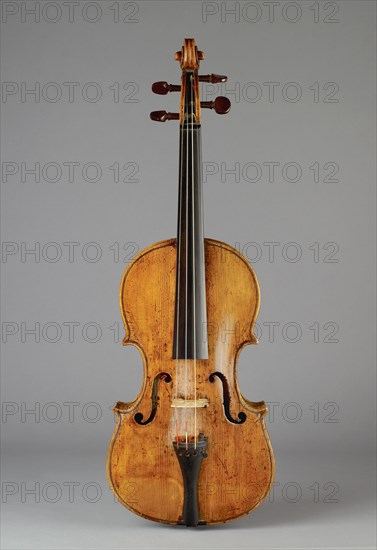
[107,39,275,526]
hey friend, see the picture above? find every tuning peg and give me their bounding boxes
[150,110,179,122]
[201,96,231,115]
[152,81,181,95]
[199,74,227,83]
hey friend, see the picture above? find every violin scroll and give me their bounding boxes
[175,38,204,70]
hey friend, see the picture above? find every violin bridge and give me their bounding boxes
[171,398,209,408]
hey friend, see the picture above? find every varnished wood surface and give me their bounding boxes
[107,238,275,525]
[176,38,202,124]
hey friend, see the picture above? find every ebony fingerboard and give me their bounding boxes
[173,121,208,360]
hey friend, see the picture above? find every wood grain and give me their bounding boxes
[107,238,275,525]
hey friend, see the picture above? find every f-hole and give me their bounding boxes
[134,372,172,425]
[209,371,247,424]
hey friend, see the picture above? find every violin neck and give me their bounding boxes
[173,107,208,360]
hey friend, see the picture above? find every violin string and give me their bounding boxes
[184,71,189,446]
[175,74,185,442]
[191,73,197,449]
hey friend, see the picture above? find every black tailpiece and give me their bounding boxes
[173,433,208,526]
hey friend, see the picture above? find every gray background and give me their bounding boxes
[1,1,376,548]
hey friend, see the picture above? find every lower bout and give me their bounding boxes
[107,418,275,525]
